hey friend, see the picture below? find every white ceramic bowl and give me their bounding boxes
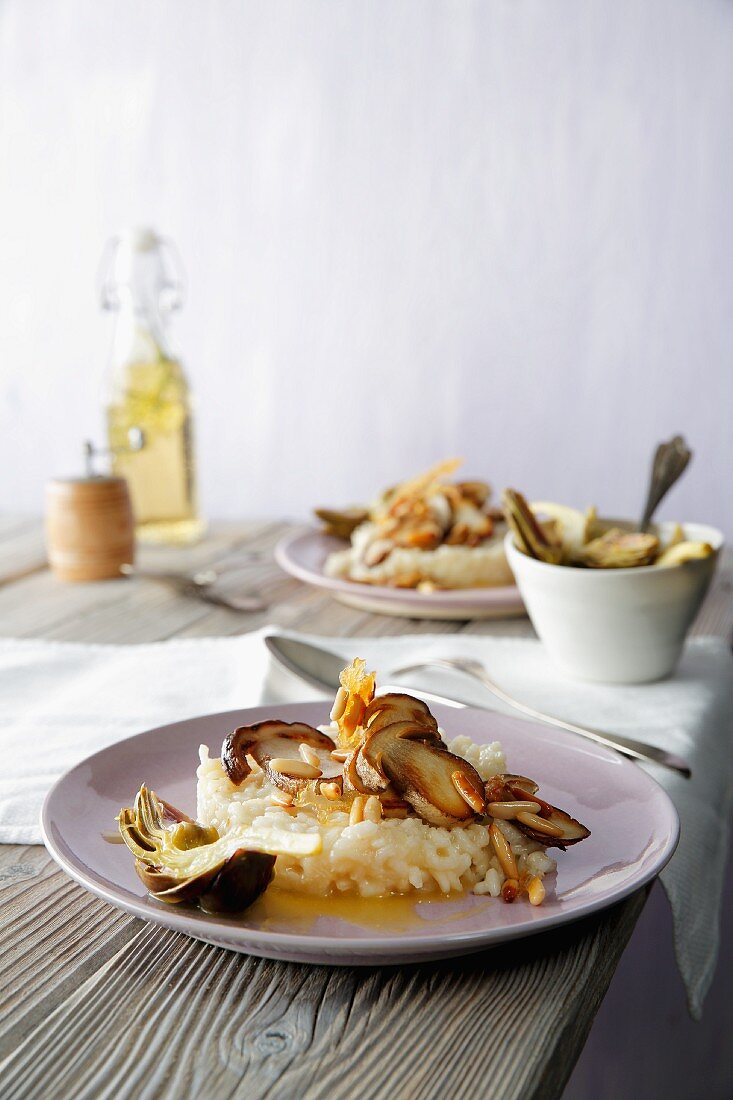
[505,521,724,683]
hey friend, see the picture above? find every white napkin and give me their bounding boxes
[1,629,731,1019]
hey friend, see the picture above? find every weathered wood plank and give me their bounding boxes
[0,854,646,1100]
[0,522,47,587]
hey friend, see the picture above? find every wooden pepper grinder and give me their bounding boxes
[45,434,141,582]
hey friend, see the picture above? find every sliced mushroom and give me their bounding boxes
[363,693,440,737]
[455,480,491,508]
[221,720,341,795]
[512,806,590,849]
[356,719,485,827]
[314,506,370,540]
[484,774,590,850]
[342,749,372,796]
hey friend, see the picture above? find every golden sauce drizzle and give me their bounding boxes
[246,887,482,933]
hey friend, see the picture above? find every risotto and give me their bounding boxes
[196,733,556,898]
[317,458,514,590]
[117,657,589,916]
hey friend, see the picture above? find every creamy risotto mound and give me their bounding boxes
[197,733,556,899]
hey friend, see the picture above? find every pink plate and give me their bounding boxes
[41,701,679,965]
[275,529,525,620]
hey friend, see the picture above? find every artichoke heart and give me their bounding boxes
[503,489,564,564]
[117,785,321,912]
[580,528,659,569]
[654,540,713,568]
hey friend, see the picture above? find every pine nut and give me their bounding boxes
[364,795,383,823]
[488,800,541,820]
[490,823,518,880]
[528,875,546,906]
[299,743,321,768]
[507,783,554,817]
[269,757,322,780]
[330,687,348,722]
[501,878,519,903]
[349,794,367,826]
[452,771,485,813]
[320,781,342,801]
[516,811,564,838]
[330,749,349,762]
[270,789,295,807]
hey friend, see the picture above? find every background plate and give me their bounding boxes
[275,529,525,620]
[42,700,679,965]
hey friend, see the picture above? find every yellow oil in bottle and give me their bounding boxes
[107,356,204,545]
[100,228,205,545]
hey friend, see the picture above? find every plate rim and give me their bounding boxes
[275,527,524,609]
[41,701,680,961]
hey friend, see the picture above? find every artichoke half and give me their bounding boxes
[118,785,320,914]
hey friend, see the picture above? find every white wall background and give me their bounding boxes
[1,0,731,531]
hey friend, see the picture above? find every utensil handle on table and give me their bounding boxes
[639,435,692,533]
[379,685,466,710]
[393,659,692,778]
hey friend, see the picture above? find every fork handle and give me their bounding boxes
[397,660,692,778]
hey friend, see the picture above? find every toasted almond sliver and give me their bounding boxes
[330,686,349,722]
[349,794,367,826]
[330,749,349,762]
[269,757,322,780]
[299,743,321,768]
[452,771,485,814]
[364,795,383,823]
[528,875,546,906]
[320,781,342,801]
[488,800,541,820]
[516,811,564,838]
[490,823,518,880]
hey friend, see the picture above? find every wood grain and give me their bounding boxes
[0,521,730,1100]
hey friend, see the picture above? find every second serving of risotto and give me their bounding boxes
[117,659,590,917]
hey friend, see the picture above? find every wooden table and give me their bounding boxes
[0,519,731,1100]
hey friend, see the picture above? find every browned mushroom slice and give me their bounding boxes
[363,693,441,737]
[342,749,372,796]
[314,506,370,540]
[483,774,590,849]
[356,720,485,827]
[221,720,339,794]
[455,480,491,508]
[503,777,555,818]
[511,805,590,849]
[484,774,538,804]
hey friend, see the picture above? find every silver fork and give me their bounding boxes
[120,564,267,612]
[391,656,692,777]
